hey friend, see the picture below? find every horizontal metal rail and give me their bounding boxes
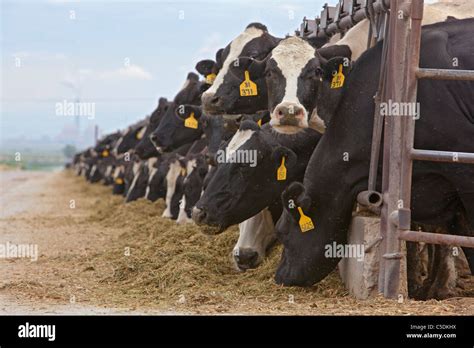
[411,149,474,164]
[399,230,474,248]
[416,68,474,81]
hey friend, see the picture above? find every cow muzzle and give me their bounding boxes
[191,206,223,235]
[233,248,260,271]
[271,102,309,130]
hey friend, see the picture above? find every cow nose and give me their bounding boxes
[274,104,305,119]
[192,206,207,224]
[234,248,259,270]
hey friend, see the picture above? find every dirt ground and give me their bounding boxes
[0,170,472,315]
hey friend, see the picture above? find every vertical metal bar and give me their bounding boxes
[381,0,424,299]
[379,0,409,299]
[377,3,397,295]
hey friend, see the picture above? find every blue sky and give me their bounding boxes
[1,0,326,148]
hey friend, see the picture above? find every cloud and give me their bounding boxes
[99,64,153,81]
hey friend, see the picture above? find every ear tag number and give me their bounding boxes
[115,177,124,184]
[298,206,314,232]
[239,70,258,97]
[205,73,216,84]
[277,157,287,181]
[184,112,198,129]
[102,150,109,157]
[257,119,262,127]
[330,64,345,89]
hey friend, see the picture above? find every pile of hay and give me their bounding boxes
[85,193,346,312]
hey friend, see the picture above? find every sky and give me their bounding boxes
[0,0,328,149]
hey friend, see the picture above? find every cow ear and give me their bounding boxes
[195,59,216,76]
[272,146,297,173]
[320,56,351,84]
[238,119,260,132]
[174,104,202,121]
[241,110,270,126]
[215,48,224,67]
[317,44,352,61]
[281,182,312,221]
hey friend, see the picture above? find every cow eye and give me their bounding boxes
[315,67,323,76]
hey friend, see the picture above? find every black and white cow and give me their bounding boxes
[114,118,149,155]
[135,97,170,159]
[274,19,474,298]
[176,153,209,224]
[198,23,281,115]
[149,73,204,152]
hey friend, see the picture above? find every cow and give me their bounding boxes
[135,97,171,159]
[198,23,281,115]
[114,118,149,155]
[149,73,204,152]
[273,19,474,300]
[176,153,209,224]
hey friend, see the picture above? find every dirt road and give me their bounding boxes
[0,170,472,315]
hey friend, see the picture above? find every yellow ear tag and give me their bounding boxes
[257,119,262,127]
[184,112,198,129]
[205,73,216,84]
[297,206,314,233]
[115,177,124,185]
[239,70,258,97]
[181,168,187,176]
[277,157,287,181]
[330,64,345,89]
[102,150,109,157]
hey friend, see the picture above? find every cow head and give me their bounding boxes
[233,209,277,271]
[115,119,148,155]
[150,104,204,152]
[145,157,167,202]
[135,97,170,159]
[200,23,280,115]
[275,181,342,286]
[176,154,209,224]
[149,73,204,151]
[274,182,319,286]
[234,36,351,134]
[125,159,148,203]
[193,120,296,233]
[309,56,352,133]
